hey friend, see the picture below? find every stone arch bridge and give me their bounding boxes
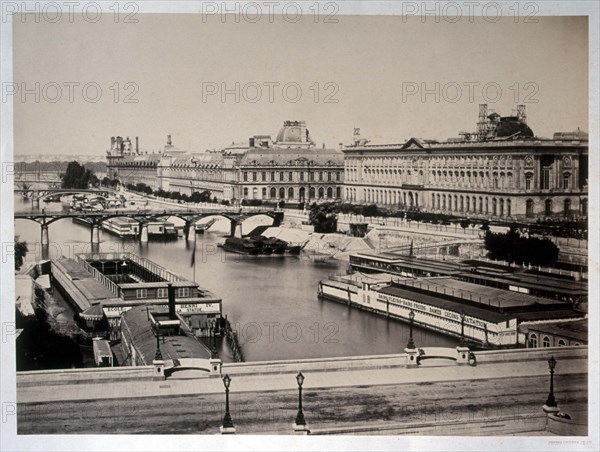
[14,208,284,247]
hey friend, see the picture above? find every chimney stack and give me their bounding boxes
[249,137,255,148]
[167,134,172,146]
[168,283,176,320]
[135,136,139,153]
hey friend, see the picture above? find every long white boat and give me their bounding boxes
[102,217,139,237]
[318,273,583,348]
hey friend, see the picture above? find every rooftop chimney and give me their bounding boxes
[249,137,255,148]
[167,283,176,320]
[167,134,172,146]
[135,136,139,153]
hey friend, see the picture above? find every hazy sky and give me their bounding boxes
[12,14,588,156]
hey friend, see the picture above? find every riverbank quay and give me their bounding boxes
[16,346,587,435]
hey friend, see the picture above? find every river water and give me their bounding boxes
[14,195,455,362]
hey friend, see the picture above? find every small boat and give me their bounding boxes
[218,235,305,256]
[195,218,217,233]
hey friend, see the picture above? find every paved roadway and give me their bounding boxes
[17,373,586,435]
[17,354,588,435]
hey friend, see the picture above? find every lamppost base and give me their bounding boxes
[404,348,419,367]
[543,404,560,414]
[219,426,236,434]
[456,346,470,365]
[292,423,310,434]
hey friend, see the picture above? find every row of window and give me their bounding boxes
[136,287,191,299]
[243,171,341,183]
[242,186,342,200]
[528,333,581,348]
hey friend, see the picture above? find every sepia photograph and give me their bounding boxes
[1,1,598,451]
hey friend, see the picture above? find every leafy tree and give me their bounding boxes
[484,226,559,266]
[361,204,379,217]
[14,237,28,271]
[309,202,338,233]
[62,161,94,189]
[459,219,471,230]
[15,308,83,371]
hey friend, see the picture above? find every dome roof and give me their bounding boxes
[274,120,314,145]
[495,119,534,139]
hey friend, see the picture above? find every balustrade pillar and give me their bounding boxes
[41,224,49,246]
[140,223,148,243]
[91,224,100,244]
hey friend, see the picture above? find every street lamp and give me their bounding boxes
[544,356,558,412]
[459,310,466,347]
[152,322,162,361]
[294,371,307,429]
[407,310,416,349]
[220,374,235,433]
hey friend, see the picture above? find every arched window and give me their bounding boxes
[279,187,285,199]
[558,339,566,347]
[506,199,511,217]
[526,199,534,217]
[262,187,267,198]
[492,198,497,216]
[318,187,324,198]
[542,336,551,348]
[309,187,315,199]
[545,199,552,216]
[564,198,571,217]
[581,199,588,216]
[563,172,571,189]
[299,187,305,201]
[529,333,538,348]
[327,187,333,198]
[499,198,504,216]
[525,172,533,190]
[288,187,294,199]
[270,187,276,199]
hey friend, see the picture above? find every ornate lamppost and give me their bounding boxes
[153,322,162,361]
[293,371,309,432]
[407,310,416,349]
[220,374,236,434]
[459,310,466,347]
[543,356,559,413]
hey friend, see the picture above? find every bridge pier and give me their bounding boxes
[186,221,196,242]
[41,224,49,246]
[32,197,40,208]
[91,224,100,245]
[230,221,242,238]
[140,223,148,243]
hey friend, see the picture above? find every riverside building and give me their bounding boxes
[342,105,588,221]
[106,121,344,204]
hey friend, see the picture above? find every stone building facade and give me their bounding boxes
[106,121,344,204]
[343,107,588,221]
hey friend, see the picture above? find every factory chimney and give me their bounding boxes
[135,136,139,153]
[167,283,176,320]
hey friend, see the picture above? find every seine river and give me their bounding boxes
[14,195,455,362]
